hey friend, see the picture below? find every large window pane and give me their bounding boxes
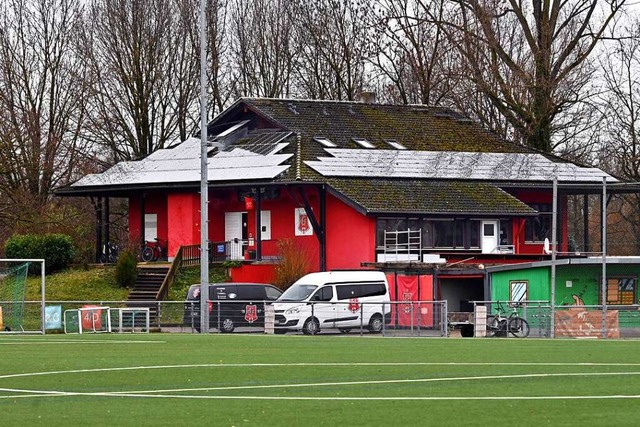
[525,204,551,242]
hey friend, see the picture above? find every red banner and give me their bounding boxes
[397,275,418,326]
[418,275,434,327]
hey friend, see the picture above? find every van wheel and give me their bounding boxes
[368,314,384,333]
[338,328,351,334]
[220,318,235,333]
[302,318,320,335]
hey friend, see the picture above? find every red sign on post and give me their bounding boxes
[245,197,254,210]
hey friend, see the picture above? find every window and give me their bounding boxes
[525,204,551,242]
[312,286,334,302]
[352,138,375,148]
[376,218,481,250]
[144,213,157,241]
[336,283,386,299]
[265,286,281,301]
[510,281,528,302]
[239,285,265,300]
[499,219,512,245]
[602,278,637,305]
[314,136,337,148]
[384,139,407,150]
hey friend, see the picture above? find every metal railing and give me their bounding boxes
[381,229,422,261]
[8,299,640,338]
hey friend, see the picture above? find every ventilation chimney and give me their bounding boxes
[358,91,377,104]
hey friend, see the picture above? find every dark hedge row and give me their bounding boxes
[4,234,75,274]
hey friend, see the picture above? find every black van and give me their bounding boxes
[183,283,282,332]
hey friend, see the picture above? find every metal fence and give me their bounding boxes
[5,299,640,338]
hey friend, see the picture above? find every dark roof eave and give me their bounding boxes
[367,210,539,217]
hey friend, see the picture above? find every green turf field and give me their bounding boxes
[1,334,639,426]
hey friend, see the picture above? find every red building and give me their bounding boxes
[58,98,620,310]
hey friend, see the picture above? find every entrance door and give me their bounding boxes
[481,221,498,254]
[225,212,247,260]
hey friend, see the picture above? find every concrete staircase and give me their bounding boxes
[126,265,170,325]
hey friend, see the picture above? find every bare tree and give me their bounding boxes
[227,0,294,99]
[290,0,373,100]
[596,16,640,253]
[81,0,201,162]
[368,0,456,106]
[0,0,91,231]
[447,0,627,152]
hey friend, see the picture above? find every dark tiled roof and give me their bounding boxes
[242,98,532,153]
[327,179,537,215]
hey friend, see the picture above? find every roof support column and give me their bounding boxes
[140,194,145,247]
[583,195,589,253]
[320,185,326,271]
[297,186,326,271]
[95,197,103,263]
[256,188,262,260]
[104,197,110,257]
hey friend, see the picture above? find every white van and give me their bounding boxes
[274,271,391,335]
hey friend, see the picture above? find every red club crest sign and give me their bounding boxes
[244,304,258,323]
[295,207,313,236]
[402,292,413,314]
[348,298,360,313]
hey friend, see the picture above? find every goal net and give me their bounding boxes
[0,261,29,332]
[64,306,112,334]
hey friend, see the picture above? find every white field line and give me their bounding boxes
[3,371,640,401]
[0,339,165,344]
[3,362,640,380]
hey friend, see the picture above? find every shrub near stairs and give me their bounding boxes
[115,250,137,287]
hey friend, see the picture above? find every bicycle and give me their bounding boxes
[100,242,119,264]
[141,238,166,262]
[486,301,530,338]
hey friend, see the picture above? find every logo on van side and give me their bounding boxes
[245,305,258,323]
[348,298,359,313]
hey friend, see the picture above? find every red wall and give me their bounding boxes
[325,194,375,270]
[128,193,168,247]
[230,264,276,284]
[167,193,200,258]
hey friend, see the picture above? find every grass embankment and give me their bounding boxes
[25,265,229,302]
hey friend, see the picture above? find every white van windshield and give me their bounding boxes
[278,284,317,301]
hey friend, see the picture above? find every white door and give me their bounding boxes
[481,221,498,254]
[260,210,271,240]
[225,212,244,260]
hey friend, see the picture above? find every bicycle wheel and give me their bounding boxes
[486,315,499,337]
[508,317,530,338]
[141,246,154,262]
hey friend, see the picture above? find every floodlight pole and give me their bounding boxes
[550,177,557,338]
[199,0,210,334]
[601,176,607,338]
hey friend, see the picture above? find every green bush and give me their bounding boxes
[4,233,75,273]
[115,250,137,287]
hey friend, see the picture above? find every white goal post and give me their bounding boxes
[64,306,112,334]
[114,307,150,333]
[0,258,45,334]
